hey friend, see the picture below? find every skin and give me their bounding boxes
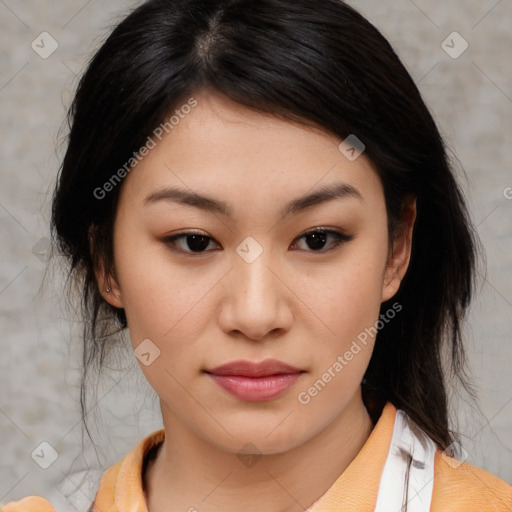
[95,88,416,512]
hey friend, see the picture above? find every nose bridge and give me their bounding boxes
[220,238,292,339]
[236,243,279,308]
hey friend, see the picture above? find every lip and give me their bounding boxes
[207,359,303,377]
[205,359,304,402]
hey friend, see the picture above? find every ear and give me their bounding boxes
[88,226,124,309]
[381,197,417,302]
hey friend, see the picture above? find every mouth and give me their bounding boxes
[204,359,305,402]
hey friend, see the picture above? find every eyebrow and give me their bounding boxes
[143,182,363,218]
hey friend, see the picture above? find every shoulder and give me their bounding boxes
[1,468,103,512]
[431,450,512,511]
[0,496,56,512]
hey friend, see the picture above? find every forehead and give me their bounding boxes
[119,89,383,205]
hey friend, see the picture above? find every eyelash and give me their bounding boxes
[162,228,353,255]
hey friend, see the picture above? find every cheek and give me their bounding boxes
[114,244,219,401]
[112,226,217,352]
[301,239,388,345]
[296,231,388,409]
[291,246,386,432]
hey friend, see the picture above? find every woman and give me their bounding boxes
[2,0,511,510]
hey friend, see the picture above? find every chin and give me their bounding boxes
[200,417,312,456]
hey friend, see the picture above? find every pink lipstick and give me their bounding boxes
[205,359,304,402]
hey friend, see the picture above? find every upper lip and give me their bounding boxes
[206,359,304,377]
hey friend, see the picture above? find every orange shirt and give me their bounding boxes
[2,402,511,511]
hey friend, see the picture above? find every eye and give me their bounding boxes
[163,228,354,254]
[163,231,221,254]
[290,228,353,252]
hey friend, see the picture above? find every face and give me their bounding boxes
[97,89,415,454]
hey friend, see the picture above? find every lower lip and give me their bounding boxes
[207,373,303,401]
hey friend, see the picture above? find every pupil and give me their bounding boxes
[187,235,209,251]
[185,233,330,252]
[307,232,327,250]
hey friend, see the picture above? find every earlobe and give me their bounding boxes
[89,226,124,308]
[97,271,124,308]
[381,198,417,303]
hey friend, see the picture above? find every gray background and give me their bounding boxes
[1,0,511,506]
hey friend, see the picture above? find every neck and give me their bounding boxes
[144,391,374,512]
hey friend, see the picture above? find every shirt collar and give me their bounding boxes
[92,402,396,512]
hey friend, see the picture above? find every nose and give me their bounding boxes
[218,247,294,341]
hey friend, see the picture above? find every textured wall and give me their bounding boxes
[1,0,511,506]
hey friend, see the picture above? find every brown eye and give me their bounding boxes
[291,229,353,252]
[163,232,221,254]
